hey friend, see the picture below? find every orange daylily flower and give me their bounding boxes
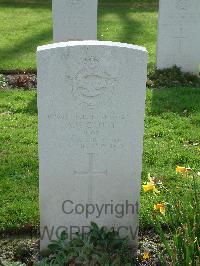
[143,250,150,260]
[176,166,192,173]
[143,182,154,192]
[154,203,166,215]
[142,182,160,193]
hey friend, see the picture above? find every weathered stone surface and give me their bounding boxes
[52,0,98,42]
[37,41,148,249]
[157,0,200,74]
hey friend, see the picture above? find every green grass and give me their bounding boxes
[0,0,199,235]
[0,0,158,71]
[0,91,38,231]
[141,87,200,227]
[0,87,200,232]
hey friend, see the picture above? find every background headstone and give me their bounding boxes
[157,0,200,74]
[37,41,147,250]
[52,0,98,42]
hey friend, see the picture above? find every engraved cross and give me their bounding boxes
[173,27,187,52]
[74,153,107,202]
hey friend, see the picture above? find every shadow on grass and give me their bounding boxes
[25,93,37,115]
[98,4,157,71]
[8,91,38,115]
[106,10,140,41]
[0,0,158,7]
[0,28,52,71]
[151,87,200,116]
[21,87,200,118]
[0,0,157,70]
[98,7,147,43]
[0,0,51,8]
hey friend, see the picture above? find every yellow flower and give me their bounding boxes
[143,250,150,260]
[176,166,192,173]
[143,182,154,192]
[142,182,160,193]
[143,174,161,193]
[154,203,166,215]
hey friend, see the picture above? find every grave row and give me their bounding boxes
[37,0,200,249]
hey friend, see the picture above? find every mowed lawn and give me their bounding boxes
[0,88,200,231]
[0,0,200,233]
[0,0,158,71]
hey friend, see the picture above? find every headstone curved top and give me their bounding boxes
[52,0,98,42]
[157,0,200,74]
[37,41,148,250]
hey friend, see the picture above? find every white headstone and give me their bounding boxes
[37,41,148,250]
[52,0,98,42]
[157,0,200,74]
